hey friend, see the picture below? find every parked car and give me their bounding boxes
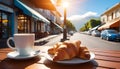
[87,30,93,35]
[91,30,101,37]
[68,31,74,35]
[101,29,120,41]
[88,25,101,35]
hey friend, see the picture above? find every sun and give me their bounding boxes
[62,1,69,8]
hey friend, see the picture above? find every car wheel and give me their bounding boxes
[106,37,109,41]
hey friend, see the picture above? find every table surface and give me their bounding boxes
[0,46,120,69]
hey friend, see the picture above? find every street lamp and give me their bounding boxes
[61,1,69,42]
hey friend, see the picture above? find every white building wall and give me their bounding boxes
[116,8,120,18]
[113,11,116,19]
[101,15,107,23]
[108,14,112,21]
[101,6,120,23]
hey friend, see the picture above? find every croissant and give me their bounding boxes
[48,42,65,55]
[49,42,78,61]
[48,40,90,61]
[53,44,76,61]
[78,46,90,60]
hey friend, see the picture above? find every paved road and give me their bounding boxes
[42,34,63,46]
[70,32,120,51]
[43,32,120,51]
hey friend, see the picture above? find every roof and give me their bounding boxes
[21,0,56,10]
[101,2,120,16]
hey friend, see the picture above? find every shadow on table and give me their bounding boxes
[43,59,98,69]
[0,56,41,69]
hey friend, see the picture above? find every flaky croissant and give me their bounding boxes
[48,40,90,61]
[78,46,90,60]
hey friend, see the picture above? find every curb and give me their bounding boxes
[34,35,58,43]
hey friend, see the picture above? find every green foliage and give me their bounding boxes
[66,20,76,32]
[80,26,86,31]
[79,19,101,31]
[90,19,101,27]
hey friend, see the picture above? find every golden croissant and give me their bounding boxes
[48,40,90,61]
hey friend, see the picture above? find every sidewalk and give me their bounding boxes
[34,34,60,46]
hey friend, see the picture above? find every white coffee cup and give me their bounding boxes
[7,33,35,56]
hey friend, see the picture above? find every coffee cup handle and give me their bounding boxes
[7,37,16,50]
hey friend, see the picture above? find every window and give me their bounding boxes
[17,13,31,33]
[111,12,114,19]
[0,11,11,39]
[35,21,42,32]
[116,9,120,18]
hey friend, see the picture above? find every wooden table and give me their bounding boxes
[0,46,120,69]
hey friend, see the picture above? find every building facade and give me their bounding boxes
[0,0,62,47]
[50,11,63,34]
[98,3,120,32]
[0,0,14,39]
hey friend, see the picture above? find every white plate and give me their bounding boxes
[7,50,40,59]
[45,52,95,64]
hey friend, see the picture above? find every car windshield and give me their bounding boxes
[107,30,117,34]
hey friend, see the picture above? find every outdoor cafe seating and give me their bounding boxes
[0,45,120,69]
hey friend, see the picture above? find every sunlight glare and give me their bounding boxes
[62,1,69,8]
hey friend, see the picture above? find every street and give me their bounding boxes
[43,32,120,51]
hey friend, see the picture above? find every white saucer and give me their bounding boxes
[7,50,40,59]
[45,52,95,64]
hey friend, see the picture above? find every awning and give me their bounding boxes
[0,4,13,13]
[14,0,50,24]
[21,0,56,11]
[98,18,120,30]
[53,23,63,30]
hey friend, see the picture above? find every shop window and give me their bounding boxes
[34,21,42,32]
[17,13,31,33]
[0,11,10,39]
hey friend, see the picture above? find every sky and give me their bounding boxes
[56,0,120,31]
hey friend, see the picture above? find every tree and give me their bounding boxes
[90,19,101,28]
[64,20,76,32]
[79,19,101,31]
[79,26,86,32]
